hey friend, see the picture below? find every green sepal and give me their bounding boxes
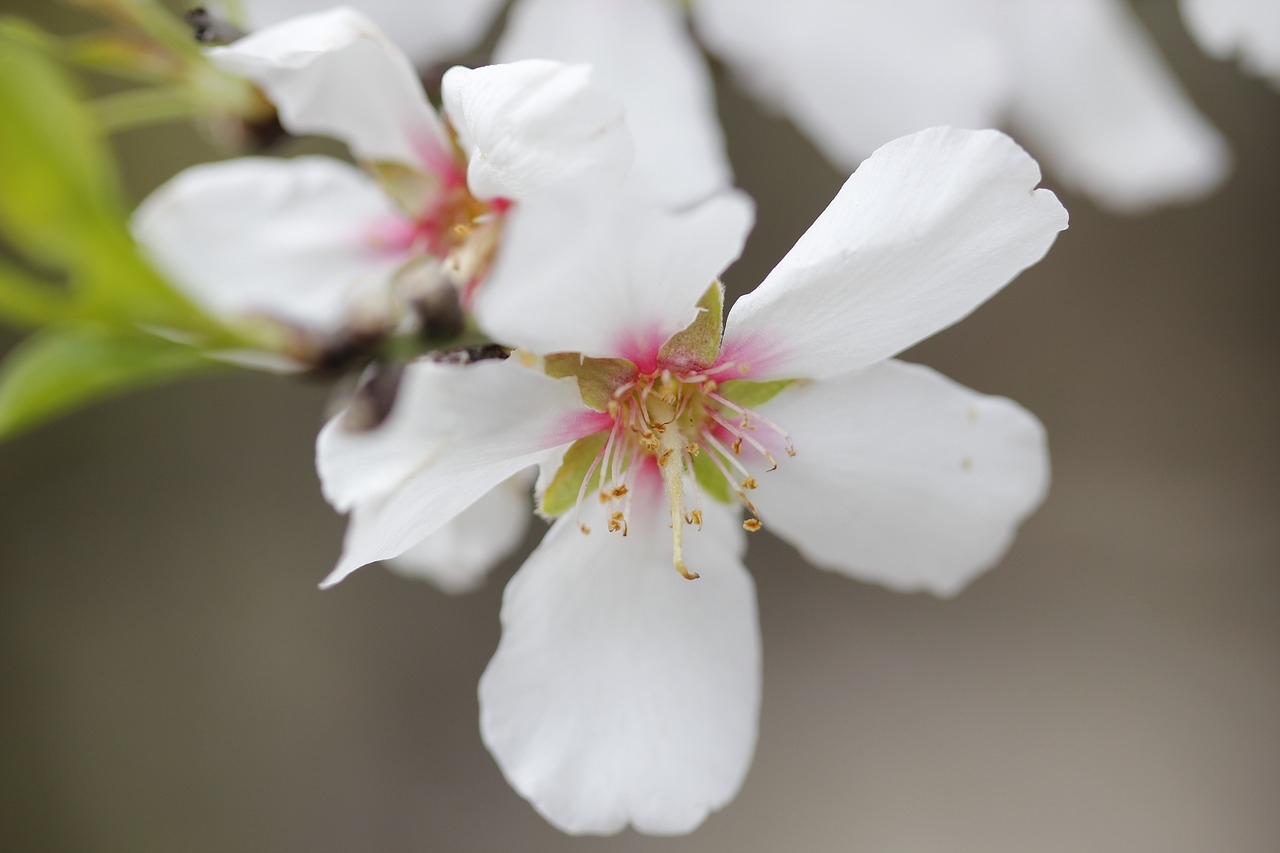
[658,280,723,370]
[691,449,734,505]
[544,353,636,412]
[539,432,608,517]
[0,327,219,440]
[716,378,798,410]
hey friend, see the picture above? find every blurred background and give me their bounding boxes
[2,1,1278,850]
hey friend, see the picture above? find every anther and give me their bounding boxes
[580,525,591,535]
[743,519,762,532]
[742,477,758,490]
[608,512,628,536]
[612,485,629,498]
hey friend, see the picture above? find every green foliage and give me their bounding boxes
[540,432,608,517]
[0,327,217,440]
[0,21,242,439]
[0,20,122,268]
[0,258,72,328]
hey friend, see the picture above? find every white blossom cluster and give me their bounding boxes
[122,0,1278,837]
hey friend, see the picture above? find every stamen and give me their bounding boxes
[708,391,796,457]
[573,420,615,534]
[608,511,628,536]
[743,518,762,532]
[683,444,706,531]
[702,430,752,481]
[707,408,779,470]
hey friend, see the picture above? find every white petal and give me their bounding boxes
[1181,0,1280,88]
[386,472,533,594]
[476,190,754,366]
[1002,0,1230,213]
[496,0,731,205]
[722,128,1066,382]
[692,0,1011,167]
[317,358,601,587]
[208,8,449,170]
[748,360,1048,597]
[479,488,759,835]
[229,0,504,69]
[132,156,403,334]
[442,60,633,201]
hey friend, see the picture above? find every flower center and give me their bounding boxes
[574,365,796,580]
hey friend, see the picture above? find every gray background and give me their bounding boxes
[2,1,1278,850]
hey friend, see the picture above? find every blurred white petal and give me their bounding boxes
[692,0,1010,166]
[208,8,449,169]
[227,0,505,69]
[1002,0,1230,213]
[442,60,633,201]
[132,156,403,334]
[498,0,731,205]
[1181,0,1280,88]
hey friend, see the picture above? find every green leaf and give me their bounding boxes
[658,280,723,370]
[539,432,608,517]
[0,21,122,267]
[716,378,799,410]
[0,327,217,440]
[0,258,71,328]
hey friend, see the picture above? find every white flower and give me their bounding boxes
[1181,0,1280,88]
[692,0,1231,214]
[212,0,507,73]
[317,127,1068,834]
[224,0,731,207]
[228,0,1228,213]
[133,8,632,342]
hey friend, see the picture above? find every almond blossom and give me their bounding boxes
[133,8,633,585]
[316,127,1068,833]
[1180,0,1280,89]
[692,0,1230,214]
[133,8,632,350]
[226,0,1228,213]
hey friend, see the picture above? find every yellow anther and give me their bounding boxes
[608,512,628,535]
[688,509,703,528]
[743,518,762,532]
[580,524,591,535]
[731,437,743,455]
[598,491,611,504]
[686,442,700,456]
[611,485,629,498]
[742,477,758,490]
